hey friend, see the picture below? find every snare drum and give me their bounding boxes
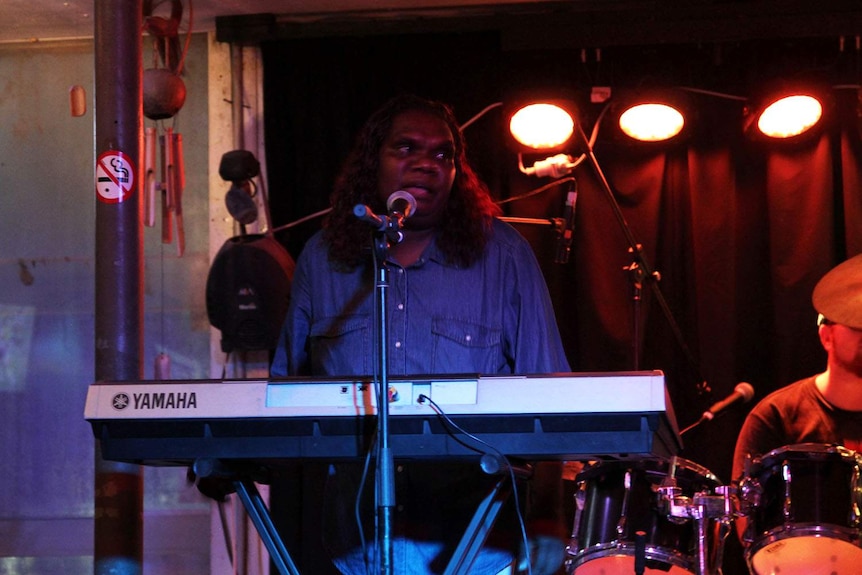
[740,443,862,575]
[566,457,721,575]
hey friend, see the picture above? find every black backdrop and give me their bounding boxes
[260,30,862,574]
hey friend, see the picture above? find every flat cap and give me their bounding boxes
[812,253,862,329]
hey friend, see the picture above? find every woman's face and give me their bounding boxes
[377,109,457,231]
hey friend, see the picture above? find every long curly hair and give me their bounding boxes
[323,94,501,269]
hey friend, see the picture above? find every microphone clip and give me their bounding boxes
[353,191,417,247]
[352,204,407,246]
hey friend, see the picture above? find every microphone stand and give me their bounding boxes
[356,207,406,575]
[570,124,700,375]
[373,229,395,575]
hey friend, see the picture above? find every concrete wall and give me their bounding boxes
[0,32,224,574]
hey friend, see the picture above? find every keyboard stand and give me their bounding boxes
[233,479,302,575]
[210,458,527,575]
[443,474,513,575]
[230,475,509,575]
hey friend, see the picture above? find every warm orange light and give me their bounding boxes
[619,103,685,142]
[757,94,822,138]
[509,103,575,150]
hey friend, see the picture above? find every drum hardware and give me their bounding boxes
[658,484,735,575]
[655,456,690,526]
[634,530,647,575]
[734,469,761,536]
[619,467,634,537]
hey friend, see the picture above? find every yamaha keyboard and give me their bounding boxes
[85,371,682,466]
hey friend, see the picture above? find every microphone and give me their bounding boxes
[353,204,386,230]
[554,181,577,264]
[352,191,417,241]
[679,382,755,436]
[701,382,755,421]
[386,190,416,220]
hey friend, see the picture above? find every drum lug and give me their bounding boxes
[851,463,862,527]
[781,460,793,523]
[616,469,634,539]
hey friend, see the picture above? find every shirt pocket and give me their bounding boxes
[431,317,505,374]
[309,315,371,375]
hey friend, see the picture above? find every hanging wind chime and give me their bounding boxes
[143,0,190,257]
[142,0,191,379]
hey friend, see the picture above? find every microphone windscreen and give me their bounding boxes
[387,190,417,217]
[735,382,755,402]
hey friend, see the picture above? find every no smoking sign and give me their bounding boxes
[95,150,136,203]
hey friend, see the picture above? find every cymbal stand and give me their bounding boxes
[571,123,700,375]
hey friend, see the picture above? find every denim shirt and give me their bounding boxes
[270,218,570,575]
[271,218,570,378]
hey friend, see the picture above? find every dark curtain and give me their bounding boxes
[260,31,862,575]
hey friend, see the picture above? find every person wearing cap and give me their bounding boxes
[731,253,862,482]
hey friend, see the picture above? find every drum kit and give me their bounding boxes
[564,443,862,575]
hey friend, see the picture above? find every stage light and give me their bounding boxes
[610,88,692,143]
[508,103,575,150]
[744,82,829,142]
[618,102,685,141]
[755,94,823,138]
[503,99,583,177]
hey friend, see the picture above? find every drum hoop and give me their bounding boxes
[569,541,693,571]
[754,443,862,467]
[577,457,720,484]
[745,522,861,559]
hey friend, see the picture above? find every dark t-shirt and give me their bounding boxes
[732,375,862,481]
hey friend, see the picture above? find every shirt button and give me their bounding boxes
[397,303,404,310]
[465,334,472,342]
[395,341,402,348]
[397,465,404,473]
[398,268,404,274]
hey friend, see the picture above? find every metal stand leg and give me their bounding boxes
[443,475,513,575]
[233,479,302,575]
[695,515,709,575]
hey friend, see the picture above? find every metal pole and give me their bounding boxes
[373,235,394,575]
[93,1,144,574]
[230,43,245,150]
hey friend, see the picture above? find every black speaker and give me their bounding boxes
[206,234,295,353]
